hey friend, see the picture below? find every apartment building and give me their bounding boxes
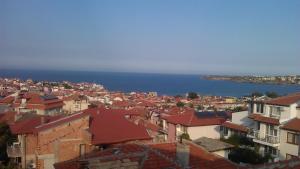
[247,93,300,161]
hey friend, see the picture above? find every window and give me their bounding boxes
[287,132,299,145]
[267,125,278,136]
[257,122,260,130]
[224,127,228,136]
[260,104,264,113]
[265,146,277,156]
[79,144,86,157]
[286,154,298,160]
[256,104,260,113]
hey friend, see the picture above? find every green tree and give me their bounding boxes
[187,92,199,99]
[0,123,16,165]
[180,133,191,140]
[265,91,279,98]
[176,101,185,107]
[228,147,270,164]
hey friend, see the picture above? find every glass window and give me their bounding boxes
[256,104,260,113]
[224,128,228,135]
[287,132,298,144]
[286,154,297,160]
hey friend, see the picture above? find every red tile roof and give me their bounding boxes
[248,114,279,125]
[22,93,64,110]
[162,112,225,127]
[222,121,248,133]
[0,111,17,124]
[281,118,300,132]
[84,108,152,145]
[264,93,300,106]
[10,115,63,134]
[34,112,88,133]
[54,142,238,169]
[0,96,14,105]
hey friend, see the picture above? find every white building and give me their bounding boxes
[247,93,300,161]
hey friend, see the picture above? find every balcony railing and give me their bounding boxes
[7,143,22,157]
[247,129,259,138]
[251,132,280,145]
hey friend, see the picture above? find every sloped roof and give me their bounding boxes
[222,121,248,132]
[264,93,300,106]
[281,118,300,132]
[193,137,234,152]
[10,115,62,134]
[0,111,17,124]
[54,142,238,169]
[84,108,152,145]
[162,111,225,127]
[248,113,280,125]
[0,96,14,105]
[34,112,88,133]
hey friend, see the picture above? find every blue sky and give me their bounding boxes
[0,0,299,75]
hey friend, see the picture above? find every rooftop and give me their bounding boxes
[193,137,235,152]
[281,118,300,132]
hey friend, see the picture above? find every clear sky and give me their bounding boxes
[0,0,299,75]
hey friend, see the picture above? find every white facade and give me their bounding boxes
[187,125,220,140]
[248,99,300,161]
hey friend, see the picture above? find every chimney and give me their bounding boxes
[176,143,190,168]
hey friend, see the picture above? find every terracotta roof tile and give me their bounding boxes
[84,108,152,145]
[222,121,248,132]
[248,114,279,125]
[162,112,225,127]
[264,93,300,106]
[10,115,62,134]
[281,118,300,132]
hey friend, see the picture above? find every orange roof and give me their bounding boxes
[0,96,14,104]
[281,118,300,132]
[54,142,238,169]
[222,121,248,132]
[264,93,300,106]
[248,114,279,125]
[0,111,17,124]
[162,111,225,127]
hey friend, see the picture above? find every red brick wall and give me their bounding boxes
[36,116,94,169]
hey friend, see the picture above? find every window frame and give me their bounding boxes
[287,132,299,145]
[286,153,297,160]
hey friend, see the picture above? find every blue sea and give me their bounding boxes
[1,69,300,97]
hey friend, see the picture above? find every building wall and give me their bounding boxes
[231,111,252,127]
[279,129,299,160]
[36,116,93,169]
[167,123,176,142]
[63,100,89,114]
[187,125,220,140]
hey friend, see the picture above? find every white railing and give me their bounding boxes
[248,129,280,144]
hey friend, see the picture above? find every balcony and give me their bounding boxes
[270,112,280,119]
[252,132,280,146]
[7,142,22,157]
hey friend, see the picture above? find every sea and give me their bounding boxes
[1,69,300,97]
